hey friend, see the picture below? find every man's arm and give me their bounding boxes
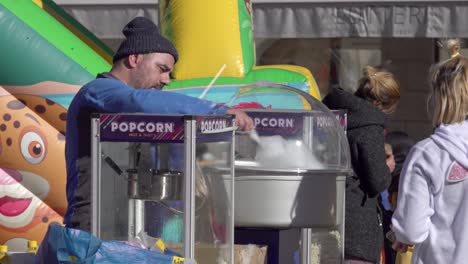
[84,79,253,131]
[84,79,226,114]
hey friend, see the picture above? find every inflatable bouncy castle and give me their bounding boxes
[0,0,320,251]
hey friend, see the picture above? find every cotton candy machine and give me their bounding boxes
[234,109,350,228]
[229,82,352,263]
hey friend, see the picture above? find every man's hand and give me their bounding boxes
[226,109,254,132]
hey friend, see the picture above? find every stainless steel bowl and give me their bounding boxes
[233,162,348,228]
[128,170,183,201]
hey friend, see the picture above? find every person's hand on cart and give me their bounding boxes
[226,108,254,132]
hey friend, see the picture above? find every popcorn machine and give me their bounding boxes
[90,114,236,263]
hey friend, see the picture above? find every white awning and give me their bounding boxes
[56,0,468,40]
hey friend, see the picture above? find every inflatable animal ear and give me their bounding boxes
[160,0,321,108]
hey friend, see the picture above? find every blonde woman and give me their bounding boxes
[392,39,468,264]
[323,66,400,263]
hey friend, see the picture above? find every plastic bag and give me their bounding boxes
[127,231,161,252]
[235,244,267,264]
[127,230,183,259]
[34,224,175,264]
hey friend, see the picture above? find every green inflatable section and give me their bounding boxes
[167,67,311,89]
[238,0,255,76]
[0,0,110,85]
[0,5,91,85]
[40,0,114,62]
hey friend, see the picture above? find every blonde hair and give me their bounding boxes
[355,66,401,114]
[429,39,468,127]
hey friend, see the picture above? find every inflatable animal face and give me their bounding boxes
[0,94,66,250]
[0,0,104,251]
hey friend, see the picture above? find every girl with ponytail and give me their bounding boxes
[323,64,400,264]
[391,39,468,264]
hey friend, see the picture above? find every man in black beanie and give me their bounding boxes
[110,16,179,90]
[64,17,253,231]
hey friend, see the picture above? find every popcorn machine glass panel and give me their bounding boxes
[91,114,235,263]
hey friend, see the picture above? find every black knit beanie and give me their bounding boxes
[113,17,178,63]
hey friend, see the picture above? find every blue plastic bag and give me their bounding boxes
[35,224,175,264]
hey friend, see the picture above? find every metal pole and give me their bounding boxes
[230,125,236,264]
[300,228,312,264]
[127,144,139,239]
[303,114,313,150]
[300,114,314,264]
[339,177,346,264]
[184,119,196,259]
[91,117,102,236]
[128,198,136,239]
[134,199,145,237]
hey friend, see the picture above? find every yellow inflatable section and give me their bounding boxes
[165,0,247,78]
[162,0,321,103]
